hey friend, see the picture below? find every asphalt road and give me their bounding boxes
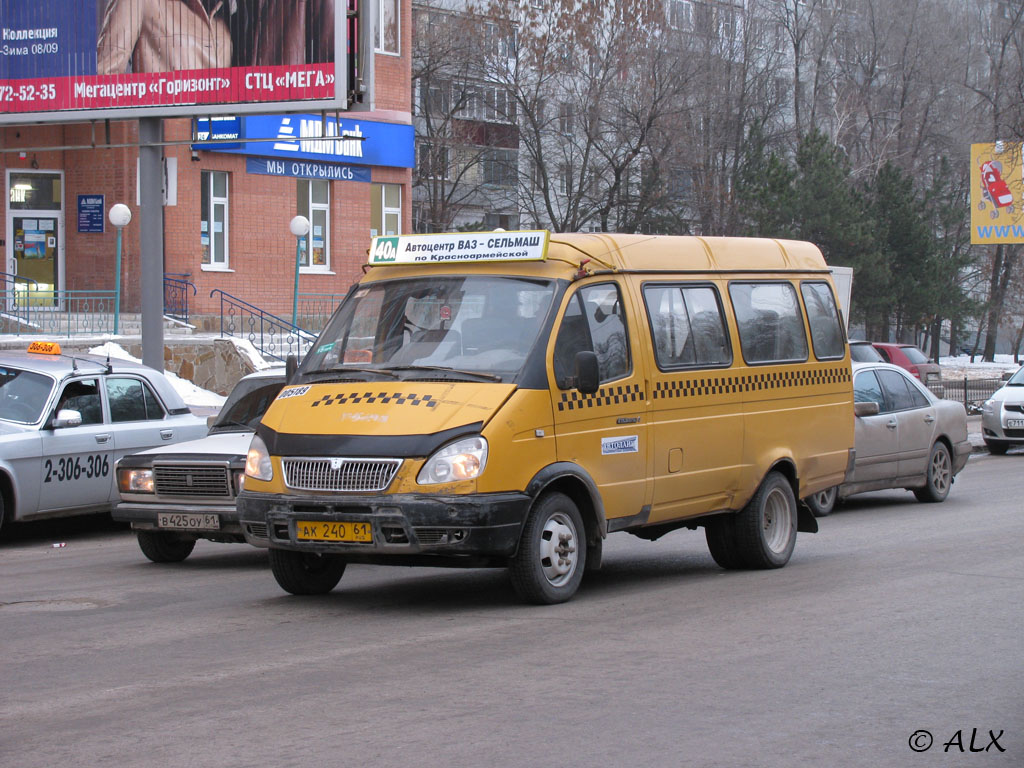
[1,454,1021,768]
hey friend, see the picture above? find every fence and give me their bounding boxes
[295,292,346,333]
[211,288,317,362]
[0,277,118,337]
[933,377,1004,413]
[164,274,197,325]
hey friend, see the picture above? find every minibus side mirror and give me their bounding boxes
[854,401,880,417]
[285,354,298,382]
[574,351,600,395]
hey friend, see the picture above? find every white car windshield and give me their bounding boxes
[304,276,557,381]
[0,366,56,424]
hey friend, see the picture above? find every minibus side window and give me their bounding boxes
[800,281,845,360]
[728,281,809,364]
[553,283,631,387]
[643,284,730,369]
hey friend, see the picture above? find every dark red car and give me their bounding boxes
[871,343,942,388]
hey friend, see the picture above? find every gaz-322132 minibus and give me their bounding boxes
[237,231,854,604]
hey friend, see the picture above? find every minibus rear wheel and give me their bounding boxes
[733,471,797,568]
[269,549,347,595]
[510,492,586,604]
[136,531,197,563]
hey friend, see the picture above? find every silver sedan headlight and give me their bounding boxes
[981,399,996,415]
[417,437,488,485]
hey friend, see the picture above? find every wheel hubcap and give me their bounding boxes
[931,449,951,494]
[539,513,578,586]
[762,488,793,555]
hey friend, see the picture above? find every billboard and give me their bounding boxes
[0,0,355,124]
[971,142,1024,244]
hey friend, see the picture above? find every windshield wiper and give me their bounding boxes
[302,366,401,381]
[211,419,253,431]
[386,365,503,382]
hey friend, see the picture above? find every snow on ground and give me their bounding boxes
[939,354,1021,380]
[89,342,227,409]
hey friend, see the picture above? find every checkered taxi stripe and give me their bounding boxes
[558,384,644,411]
[311,392,438,408]
[653,365,851,400]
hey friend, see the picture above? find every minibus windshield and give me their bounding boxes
[304,275,556,381]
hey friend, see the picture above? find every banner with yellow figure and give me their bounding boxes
[972,142,1024,244]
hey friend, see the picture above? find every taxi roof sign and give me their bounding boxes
[27,341,62,355]
[369,231,550,266]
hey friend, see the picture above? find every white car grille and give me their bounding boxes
[282,457,402,492]
[154,465,232,497]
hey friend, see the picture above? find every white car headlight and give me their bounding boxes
[982,399,996,414]
[245,434,274,482]
[117,468,154,494]
[417,436,488,485]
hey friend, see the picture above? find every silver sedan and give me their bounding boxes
[0,343,208,532]
[806,361,971,515]
[980,366,1024,453]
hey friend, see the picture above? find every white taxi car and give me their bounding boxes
[0,341,208,532]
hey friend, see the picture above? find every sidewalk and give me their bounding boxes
[967,414,987,454]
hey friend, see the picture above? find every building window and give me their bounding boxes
[371,183,402,237]
[297,179,330,270]
[482,149,517,187]
[200,170,229,269]
[669,0,693,30]
[418,141,450,180]
[559,102,574,134]
[460,85,517,123]
[376,0,400,55]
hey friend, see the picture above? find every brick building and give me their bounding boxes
[2,0,412,327]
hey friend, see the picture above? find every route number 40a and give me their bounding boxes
[372,237,399,263]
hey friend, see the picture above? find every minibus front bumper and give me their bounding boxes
[237,490,531,561]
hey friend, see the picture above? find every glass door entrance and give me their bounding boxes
[7,172,63,308]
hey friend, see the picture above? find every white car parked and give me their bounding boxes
[0,342,208,533]
[114,368,286,561]
[981,367,1024,454]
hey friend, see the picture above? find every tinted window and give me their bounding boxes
[874,346,892,363]
[850,343,885,363]
[854,370,885,411]
[212,378,286,432]
[57,378,103,425]
[801,282,845,359]
[729,282,808,364]
[107,378,165,422]
[554,283,630,386]
[643,284,730,369]
[878,369,929,411]
[901,346,929,365]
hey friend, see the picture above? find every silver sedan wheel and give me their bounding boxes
[538,512,579,587]
[929,445,952,496]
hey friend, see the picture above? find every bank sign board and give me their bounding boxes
[971,142,1024,244]
[0,0,348,124]
[203,114,415,169]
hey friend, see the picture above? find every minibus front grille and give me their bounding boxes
[282,458,402,492]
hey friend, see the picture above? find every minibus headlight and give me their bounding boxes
[245,434,274,482]
[118,468,154,494]
[417,437,488,485]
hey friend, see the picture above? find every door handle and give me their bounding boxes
[95,433,111,444]
[160,429,174,440]
[886,420,897,430]
[923,415,935,424]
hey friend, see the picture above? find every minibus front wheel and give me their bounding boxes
[269,549,347,595]
[510,492,586,605]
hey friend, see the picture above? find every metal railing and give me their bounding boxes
[934,377,1004,413]
[210,288,317,362]
[0,276,118,337]
[295,292,346,333]
[164,274,197,325]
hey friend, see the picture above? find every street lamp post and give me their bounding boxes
[108,203,132,335]
[290,215,310,327]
